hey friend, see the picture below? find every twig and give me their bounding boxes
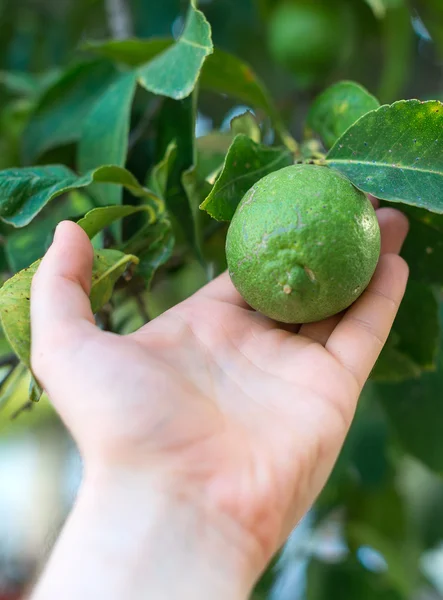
[105,0,133,39]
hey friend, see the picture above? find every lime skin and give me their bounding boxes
[226,165,381,324]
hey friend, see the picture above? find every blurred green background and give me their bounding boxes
[0,0,442,598]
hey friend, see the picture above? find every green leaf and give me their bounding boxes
[372,305,443,472]
[139,222,175,285]
[378,1,413,103]
[156,95,197,248]
[0,250,138,399]
[196,133,233,181]
[0,364,27,412]
[22,60,117,163]
[182,165,212,258]
[230,110,261,143]
[147,140,177,199]
[307,557,403,600]
[77,204,157,240]
[0,164,163,228]
[371,281,439,381]
[0,71,39,97]
[200,134,293,221]
[78,71,137,208]
[29,375,43,404]
[327,100,443,213]
[344,480,420,594]
[346,482,407,545]
[83,38,172,67]
[5,191,93,272]
[307,81,380,149]
[371,337,422,382]
[137,3,213,100]
[0,70,61,99]
[400,205,443,285]
[85,40,295,149]
[122,217,174,285]
[416,0,443,59]
[89,250,139,312]
[347,524,417,596]
[200,48,296,151]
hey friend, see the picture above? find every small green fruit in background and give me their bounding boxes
[267,1,352,86]
[226,165,380,324]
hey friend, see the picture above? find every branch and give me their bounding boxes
[105,0,133,40]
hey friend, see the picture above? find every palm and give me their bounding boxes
[153,291,357,533]
[84,280,361,549]
[31,211,408,560]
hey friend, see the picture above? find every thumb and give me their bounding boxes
[31,221,96,386]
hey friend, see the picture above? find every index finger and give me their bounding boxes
[326,253,409,389]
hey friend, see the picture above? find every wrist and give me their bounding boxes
[76,466,262,599]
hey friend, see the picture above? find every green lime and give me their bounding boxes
[267,1,351,86]
[226,165,380,323]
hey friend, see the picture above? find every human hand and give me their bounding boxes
[30,204,408,598]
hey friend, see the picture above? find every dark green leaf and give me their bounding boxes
[307,558,403,600]
[200,48,296,151]
[156,95,197,248]
[122,217,174,285]
[230,110,261,142]
[0,164,162,227]
[400,205,443,285]
[147,140,177,199]
[347,524,417,596]
[77,204,157,240]
[139,222,175,285]
[182,165,212,258]
[373,306,443,472]
[0,70,61,99]
[378,2,413,103]
[137,2,213,100]
[85,39,295,149]
[344,478,419,596]
[83,38,172,67]
[372,281,439,381]
[200,134,293,221]
[0,250,138,397]
[326,100,443,213]
[388,281,439,369]
[307,81,380,149]
[78,71,137,208]
[416,0,443,59]
[6,190,93,272]
[371,337,422,382]
[22,60,117,163]
[29,375,43,404]
[89,250,139,312]
[0,71,39,97]
[346,483,407,546]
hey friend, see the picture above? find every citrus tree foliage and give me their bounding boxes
[1,0,443,597]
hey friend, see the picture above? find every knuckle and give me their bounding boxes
[347,315,385,347]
